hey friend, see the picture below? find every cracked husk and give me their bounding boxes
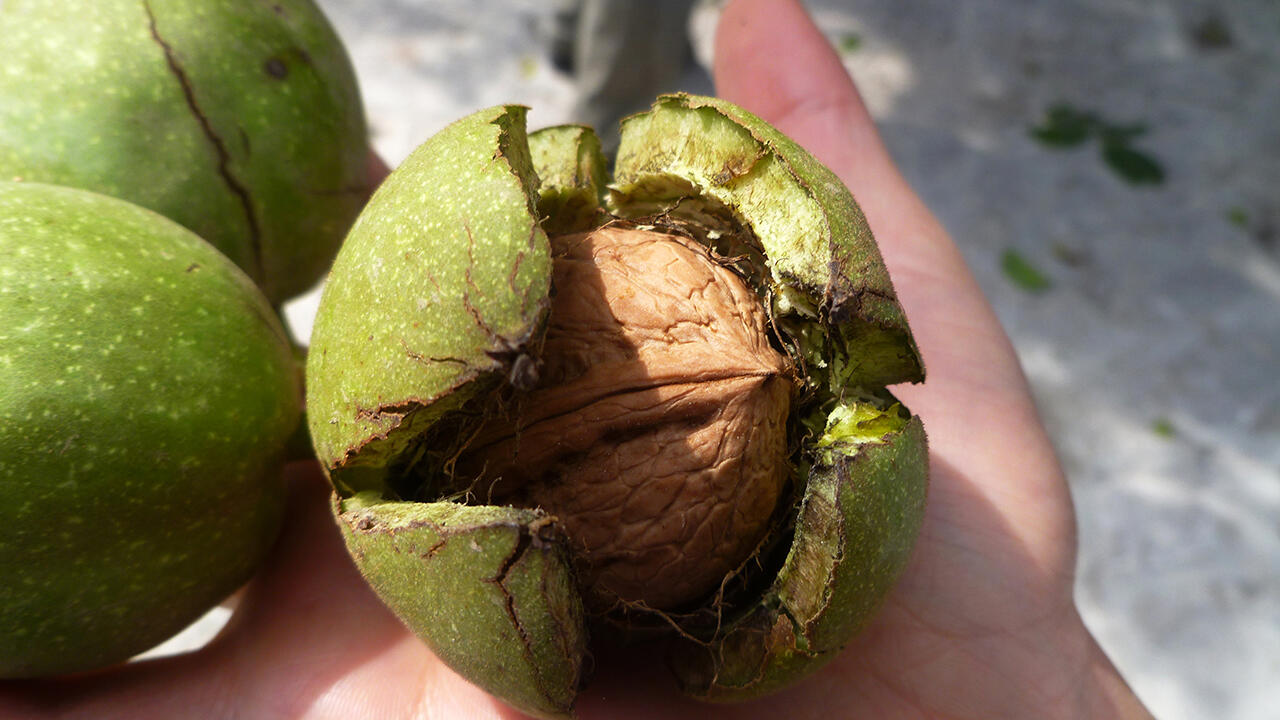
[307,94,928,719]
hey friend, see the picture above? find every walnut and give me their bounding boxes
[310,96,928,719]
[461,226,792,610]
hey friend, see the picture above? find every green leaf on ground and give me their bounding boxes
[1152,418,1177,438]
[1226,206,1250,228]
[1029,104,1096,147]
[838,33,862,53]
[1031,104,1166,186]
[1101,141,1165,185]
[1001,249,1053,293]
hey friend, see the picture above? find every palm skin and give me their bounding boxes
[0,1,1152,718]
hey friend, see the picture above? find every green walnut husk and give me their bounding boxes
[307,94,928,719]
[0,182,301,677]
[0,0,369,305]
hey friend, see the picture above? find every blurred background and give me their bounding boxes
[273,1,1277,718]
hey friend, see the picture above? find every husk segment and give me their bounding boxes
[611,93,924,392]
[337,496,585,720]
[670,409,927,699]
[528,125,608,235]
[307,105,551,494]
[609,94,929,700]
[308,106,586,719]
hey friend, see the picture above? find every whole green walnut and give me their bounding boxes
[0,0,369,305]
[306,94,928,719]
[0,182,301,677]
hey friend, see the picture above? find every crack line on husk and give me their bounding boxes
[143,0,265,284]
[488,525,562,707]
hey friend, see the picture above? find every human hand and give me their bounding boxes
[0,1,1153,718]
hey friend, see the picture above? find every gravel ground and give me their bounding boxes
[263,2,1276,718]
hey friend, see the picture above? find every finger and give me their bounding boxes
[713,0,899,211]
[713,0,1073,562]
[366,150,391,193]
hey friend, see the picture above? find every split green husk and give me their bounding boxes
[307,94,928,719]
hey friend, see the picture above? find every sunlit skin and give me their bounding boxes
[0,1,1153,718]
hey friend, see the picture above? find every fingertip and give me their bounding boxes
[711,0,903,210]
[282,459,333,512]
[365,151,390,199]
[246,459,352,607]
[713,0,864,123]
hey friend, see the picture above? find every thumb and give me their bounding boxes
[713,0,909,227]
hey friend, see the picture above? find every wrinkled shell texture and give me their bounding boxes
[0,0,368,303]
[462,226,793,610]
[0,183,300,677]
